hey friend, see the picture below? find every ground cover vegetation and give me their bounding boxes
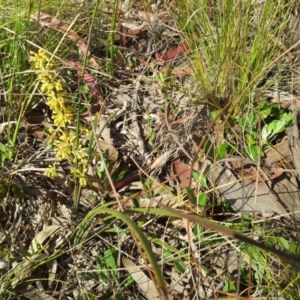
[1,0,300,299]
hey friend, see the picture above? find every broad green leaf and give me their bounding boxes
[185,186,197,204]
[104,248,117,270]
[197,193,207,207]
[245,246,264,263]
[262,126,269,141]
[217,143,228,159]
[174,260,186,273]
[97,257,110,281]
[163,251,173,259]
[260,106,272,119]
[267,236,277,246]
[278,237,289,251]
[192,171,199,181]
[273,119,285,134]
[223,281,236,292]
[211,110,220,121]
[289,242,298,254]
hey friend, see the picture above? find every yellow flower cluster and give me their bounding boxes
[29,50,74,127]
[30,49,88,186]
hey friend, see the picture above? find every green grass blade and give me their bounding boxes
[74,207,168,296]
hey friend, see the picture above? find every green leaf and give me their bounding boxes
[262,126,270,140]
[211,110,220,121]
[289,242,298,254]
[197,193,207,207]
[278,237,289,251]
[97,257,110,282]
[223,281,236,292]
[273,119,285,134]
[104,248,117,270]
[246,246,264,263]
[199,175,208,188]
[185,186,197,204]
[44,127,52,135]
[163,251,173,259]
[283,112,293,124]
[246,134,257,144]
[222,201,234,212]
[192,171,199,181]
[0,142,7,164]
[246,144,259,162]
[0,181,8,195]
[192,224,202,237]
[267,236,277,246]
[260,106,272,119]
[11,184,24,202]
[254,269,263,284]
[174,260,186,273]
[87,195,98,201]
[217,143,228,159]
[115,170,126,181]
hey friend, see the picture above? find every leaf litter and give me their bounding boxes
[1,1,300,299]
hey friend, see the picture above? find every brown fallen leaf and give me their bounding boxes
[170,158,191,190]
[165,65,192,76]
[67,60,102,111]
[30,12,99,68]
[22,116,49,139]
[155,42,189,62]
[122,257,171,300]
[265,136,292,166]
[209,163,300,217]
[266,91,300,111]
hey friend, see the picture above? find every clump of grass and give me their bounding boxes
[172,0,296,114]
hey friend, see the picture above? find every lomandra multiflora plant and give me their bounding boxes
[30,49,89,186]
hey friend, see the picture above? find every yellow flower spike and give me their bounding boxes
[45,163,59,178]
[52,110,74,127]
[41,82,55,94]
[38,71,56,84]
[54,140,72,160]
[57,132,75,144]
[37,49,49,60]
[54,80,64,92]
[79,177,87,186]
[30,50,90,187]
[71,167,88,187]
[74,153,88,165]
[80,127,91,138]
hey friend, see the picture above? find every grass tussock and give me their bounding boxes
[173,0,296,112]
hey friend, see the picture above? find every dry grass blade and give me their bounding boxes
[158,203,300,268]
